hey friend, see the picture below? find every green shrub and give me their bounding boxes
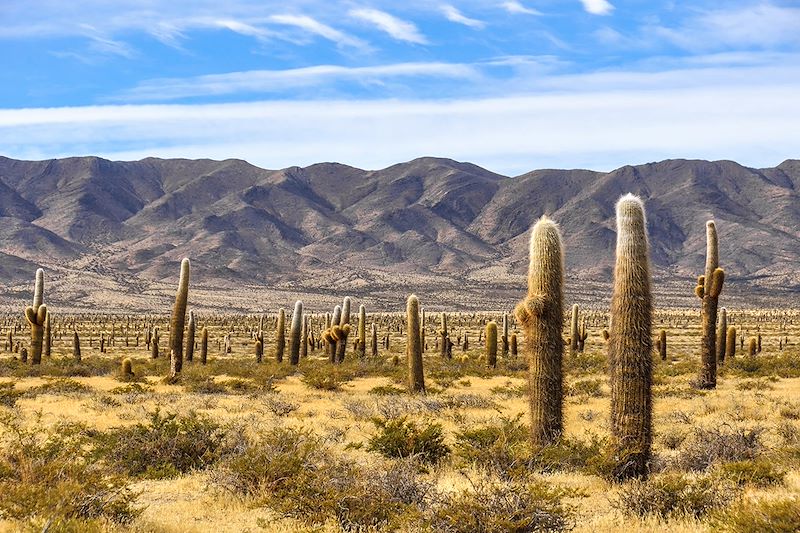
[712,497,800,532]
[716,459,785,487]
[613,473,737,519]
[454,414,528,478]
[213,427,431,530]
[0,413,139,526]
[369,384,406,396]
[427,479,574,532]
[94,408,227,478]
[368,417,450,465]
[24,378,92,397]
[0,381,21,407]
[567,378,605,398]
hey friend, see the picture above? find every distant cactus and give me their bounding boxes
[335,297,351,363]
[73,330,81,362]
[695,222,724,389]
[502,312,510,356]
[169,258,190,374]
[757,333,762,354]
[510,333,518,357]
[289,300,303,365]
[121,358,134,379]
[608,194,653,481]
[20,347,28,363]
[24,268,47,365]
[514,216,564,447]
[658,329,667,361]
[371,323,378,357]
[462,333,469,352]
[439,312,449,358]
[570,304,580,353]
[406,295,425,393]
[43,311,51,358]
[200,327,208,364]
[748,337,757,357]
[486,321,498,368]
[328,305,342,362]
[186,311,196,362]
[357,304,366,357]
[276,308,286,363]
[255,338,263,362]
[151,326,159,359]
[716,307,727,365]
[301,315,309,359]
[725,326,736,360]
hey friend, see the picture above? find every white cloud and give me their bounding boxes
[580,0,614,16]
[3,61,799,176]
[349,8,427,44]
[268,14,366,48]
[441,5,485,28]
[501,1,542,16]
[653,3,800,51]
[116,62,480,101]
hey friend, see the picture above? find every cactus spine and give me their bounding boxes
[357,304,366,357]
[406,295,425,393]
[25,269,47,365]
[486,321,498,368]
[514,216,564,447]
[716,307,727,365]
[186,311,196,362]
[608,194,653,481]
[200,327,208,364]
[289,300,303,365]
[169,258,190,373]
[696,222,724,389]
[276,308,286,363]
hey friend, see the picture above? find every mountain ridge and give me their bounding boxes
[0,154,797,311]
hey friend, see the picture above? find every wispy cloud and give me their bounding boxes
[652,3,800,51]
[349,8,427,44]
[441,5,485,29]
[115,62,480,101]
[579,0,614,16]
[269,14,366,48]
[4,57,799,175]
[501,1,542,16]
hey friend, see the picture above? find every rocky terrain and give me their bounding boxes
[0,155,798,311]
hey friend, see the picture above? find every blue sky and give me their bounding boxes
[1,0,799,174]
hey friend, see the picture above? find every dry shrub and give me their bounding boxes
[674,424,763,471]
[613,473,737,520]
[712,497,800,532]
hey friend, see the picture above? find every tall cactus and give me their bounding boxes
[725,326,736,360]
[439,312,449,358]
[25,268,47,365]
[328,305,342,362]
[289,300,303,365]
[200,326,208,364]
[371,323,378,357]
[501,312,509,356]
[357,304,366,357]
[570,304,580,353]
[695,221,724,388]
[486,321,498,368]
[716,307,727,365]
[43,311,51,358]
[407,295,425,393]
[301,315,309,359]
[608,194,653,481]
[186,311,196,362]
[151,326,160,359]
[658,329,667,361]
[276,308,286,363]
[73,330,81,362]
[514,216,564,447]
[335,297,351,363]
[169,258,190,373]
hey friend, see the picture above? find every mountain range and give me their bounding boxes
[0,155,798,312]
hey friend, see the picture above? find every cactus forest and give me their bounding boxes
[0,192,798,533]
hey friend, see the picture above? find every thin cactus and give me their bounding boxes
[276,308,286,363]
[289,300,303,365]
[169,258,190,373]
[486,321,498,368]
[25,268,46,365]
[407,295,425,393]
[695,222,724,389]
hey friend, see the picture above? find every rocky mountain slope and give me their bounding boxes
[0,155,797,311]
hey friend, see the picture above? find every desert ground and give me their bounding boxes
[0,307,798,532]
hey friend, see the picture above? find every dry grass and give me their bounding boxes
[0,308,798,532]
